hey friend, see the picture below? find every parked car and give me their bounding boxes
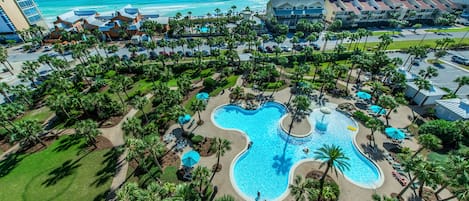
[202,50,210,56]
[159,51,170,57]
[258,46,266,53]
[43,46,53,51]
[452,55,469,65]
[121,54,130,61]
[177,50,184,56]
[311,43,321,50]
[281,46,292,52]
[185,51,193,57]
[265,46,273,53]
[149,51,158,60]
[412,59,421,66]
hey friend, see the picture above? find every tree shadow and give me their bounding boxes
[359,143,386,162]
[53,135,82,152]
[272,134,293,175]
[91,148,120,187]
[0,153,23,178]
[93,189,110,201]
[42,159,81,187]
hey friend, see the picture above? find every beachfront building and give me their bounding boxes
[266,0,326,29]
[452,0,469,19]
[326,0,458,27]
[404,82,448,106]
[51,5,169,41]
[0,0,47,42]
[435,98,469,121]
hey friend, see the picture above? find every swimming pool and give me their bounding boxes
[199,27,210,33]
[212,102,383,201]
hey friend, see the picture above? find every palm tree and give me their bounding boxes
[209,138,231,182]
[314,144,350,201]
[413,134,442,158]
[289,175,313,201]
[377,95,398,126]
[0,46,14,74]
[0,82,12,103]
[322,31,334,52]
[215,195,236,201]
[411,78,431,103]
[18,68,39,88]
[131,96,149,122]
[192,166,210,196]
[75,119,101,148]
[453,76,469,95]
[288,95,311,134]
[365,118,383,147]
[11,119,46,147]
[418,66,438,79]
[144,135,165,170]
[122,117,143,137]
[190,99,206,125]
[435,155,469,199]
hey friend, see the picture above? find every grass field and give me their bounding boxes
[356,38,469,50]
[0,136,117,201]
[20,107,54,123]
[425,27,469,33]
[372,31,400,36]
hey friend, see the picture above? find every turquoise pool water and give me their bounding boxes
[199,27,210,33]
[213,102,382,201]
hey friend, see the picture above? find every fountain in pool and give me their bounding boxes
[315,107,331,132]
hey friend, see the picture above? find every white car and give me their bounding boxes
[43,46,53,51]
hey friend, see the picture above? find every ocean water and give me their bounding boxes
[35,0,268,22]
[213,102,381,200]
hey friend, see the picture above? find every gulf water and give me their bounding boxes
[35,0,268,22]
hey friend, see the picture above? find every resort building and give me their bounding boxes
[266,0,326,29]
[50,5,169,41]
[452,0,469,19]
[0,0,47,41]
[435,98,469,121]
[326,0,458,27]
[404,82,448,106]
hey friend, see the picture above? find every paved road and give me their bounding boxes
[388,51,469,97]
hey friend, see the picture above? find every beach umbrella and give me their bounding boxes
[385,127,406,140]
[178,114,191,124]
[196,92,210,100]
[369,105,386,115]
[181,150,200,167]
[356,91,372,100]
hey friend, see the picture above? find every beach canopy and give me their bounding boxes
[385,127,406,140]
[369,105,386,115]
[178,114,191,124]
[356,91,372,100]
[196,92,210,100]
[181,150,200,167]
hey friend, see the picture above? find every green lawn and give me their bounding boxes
[160,166,180,184]
[356,38,469,51]
[425,27,469,33]
[19,107,54,123]
[0,136,117,201]
[372,31,400,36]
[209,75,238,97]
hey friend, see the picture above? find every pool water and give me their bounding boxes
[199,27,210,33]
[213,102,382,201]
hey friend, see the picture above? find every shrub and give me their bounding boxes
[419,120,460,148]
[203,78,217,90]
[191,135,204,145]
[353,111,371,123]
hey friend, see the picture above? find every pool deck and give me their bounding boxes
[165,76,456,201]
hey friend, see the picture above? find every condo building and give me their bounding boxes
[0,0,47,41]
[267,0,326,29]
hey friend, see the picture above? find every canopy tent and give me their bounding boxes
[196,92,210,100]
[181,150,200,167]
[369,105,386,115]
[178,114,191,124]
[356,91,372,100]
[385,127,406,140]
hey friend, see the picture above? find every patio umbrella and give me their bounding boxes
[178,114,191,124]
[196,92,210,100]
[385,127,406,140]
[181,150,200,167]
[356,91,372,100]
[369,105,386,115]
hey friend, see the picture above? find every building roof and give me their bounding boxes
[376,1,391,10]
[271,0,324,8]
[406,82,448,96]
[147,17,169,25]
[116,4,140,19]
[436,98,469,119]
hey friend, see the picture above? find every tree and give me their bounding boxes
[209,138,231,182]
[215,195,236,201]
[412,23,422,32]
[365,118,383,147]
[419,120,461,148]
[0,46,14,74]
[190,99,206,125]
[75,119,101,148]
[122,117,143,137]
[313,144,350,201]
[453,76,469,95]
[11,119,46,147]
[131,96,149,122]
[0,82,12,103]
[192,166,210,197]
[18,67,39,88]
[418,66,438,79]
[377,95,398,126]
[413,134,442,158]
[289,175,314,201]
[288,95,311,134]
[411,78,431,103]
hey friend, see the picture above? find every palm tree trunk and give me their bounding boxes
[1,91,12,103]
[398,175,418,198]
[454,85,462,94]
[197,111,202,124]
[435,183,449,195]
[2,63,14,75]
[318,165,331,201]
[418,181,426,197]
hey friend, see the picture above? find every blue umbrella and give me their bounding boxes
[369,105,386,115]
[196,92,210,100]
[182,150,200,167]
[178,114,191,124]
[356,91,372,100]
[385,127,406,140]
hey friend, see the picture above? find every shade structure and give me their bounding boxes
[369,105,386,115]
[385,127,406,140]
[356,91,372,100]
[178,114,191,124]
[181,150,200,167]
[196,92,210,100]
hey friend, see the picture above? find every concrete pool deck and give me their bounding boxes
[165,77,456,201]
